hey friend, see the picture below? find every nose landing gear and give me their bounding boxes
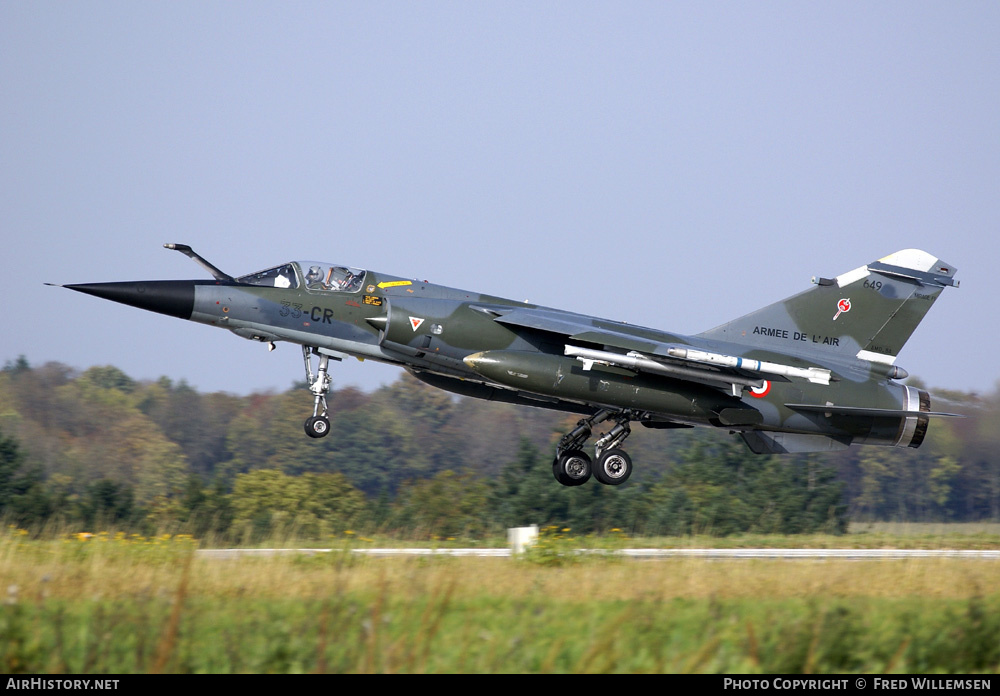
[302,346,335,438]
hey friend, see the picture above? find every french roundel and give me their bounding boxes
[749,381,771,398]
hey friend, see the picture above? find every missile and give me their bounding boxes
[563,345,764,391]
[563,345,831,389]
[664,347,831,385]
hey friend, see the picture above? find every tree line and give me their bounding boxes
[0,356,995,538]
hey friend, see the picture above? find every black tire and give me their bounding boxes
[552,457,571,485]
[554,449,591,486]
[593,448,632,485]
[304,415,331,438]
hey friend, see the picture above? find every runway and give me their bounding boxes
[196,547,1000,560]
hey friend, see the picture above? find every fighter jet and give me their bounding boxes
[52,245,960,486]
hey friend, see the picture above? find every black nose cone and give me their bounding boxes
[64,281,196,320]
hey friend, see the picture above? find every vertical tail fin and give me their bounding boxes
[697,250,958,365]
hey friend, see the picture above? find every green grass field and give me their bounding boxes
[1,526,998,673]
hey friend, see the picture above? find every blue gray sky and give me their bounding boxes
[2,2,997,396]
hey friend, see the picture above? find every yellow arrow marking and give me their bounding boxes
[377,280,412,289]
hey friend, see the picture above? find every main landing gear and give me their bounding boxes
[302,346,332,438]
[552,410,635,487]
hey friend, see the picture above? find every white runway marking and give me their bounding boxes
[195,548,1000,560]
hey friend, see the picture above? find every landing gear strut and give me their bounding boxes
[552,410,635,486]
[302,346,332,438]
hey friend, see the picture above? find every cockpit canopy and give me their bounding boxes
[237,262,367,293]
[238,263,299,289]
[299,262,366,293]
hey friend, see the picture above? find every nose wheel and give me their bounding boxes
[302,346,334,438]
[304,415,331,438]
